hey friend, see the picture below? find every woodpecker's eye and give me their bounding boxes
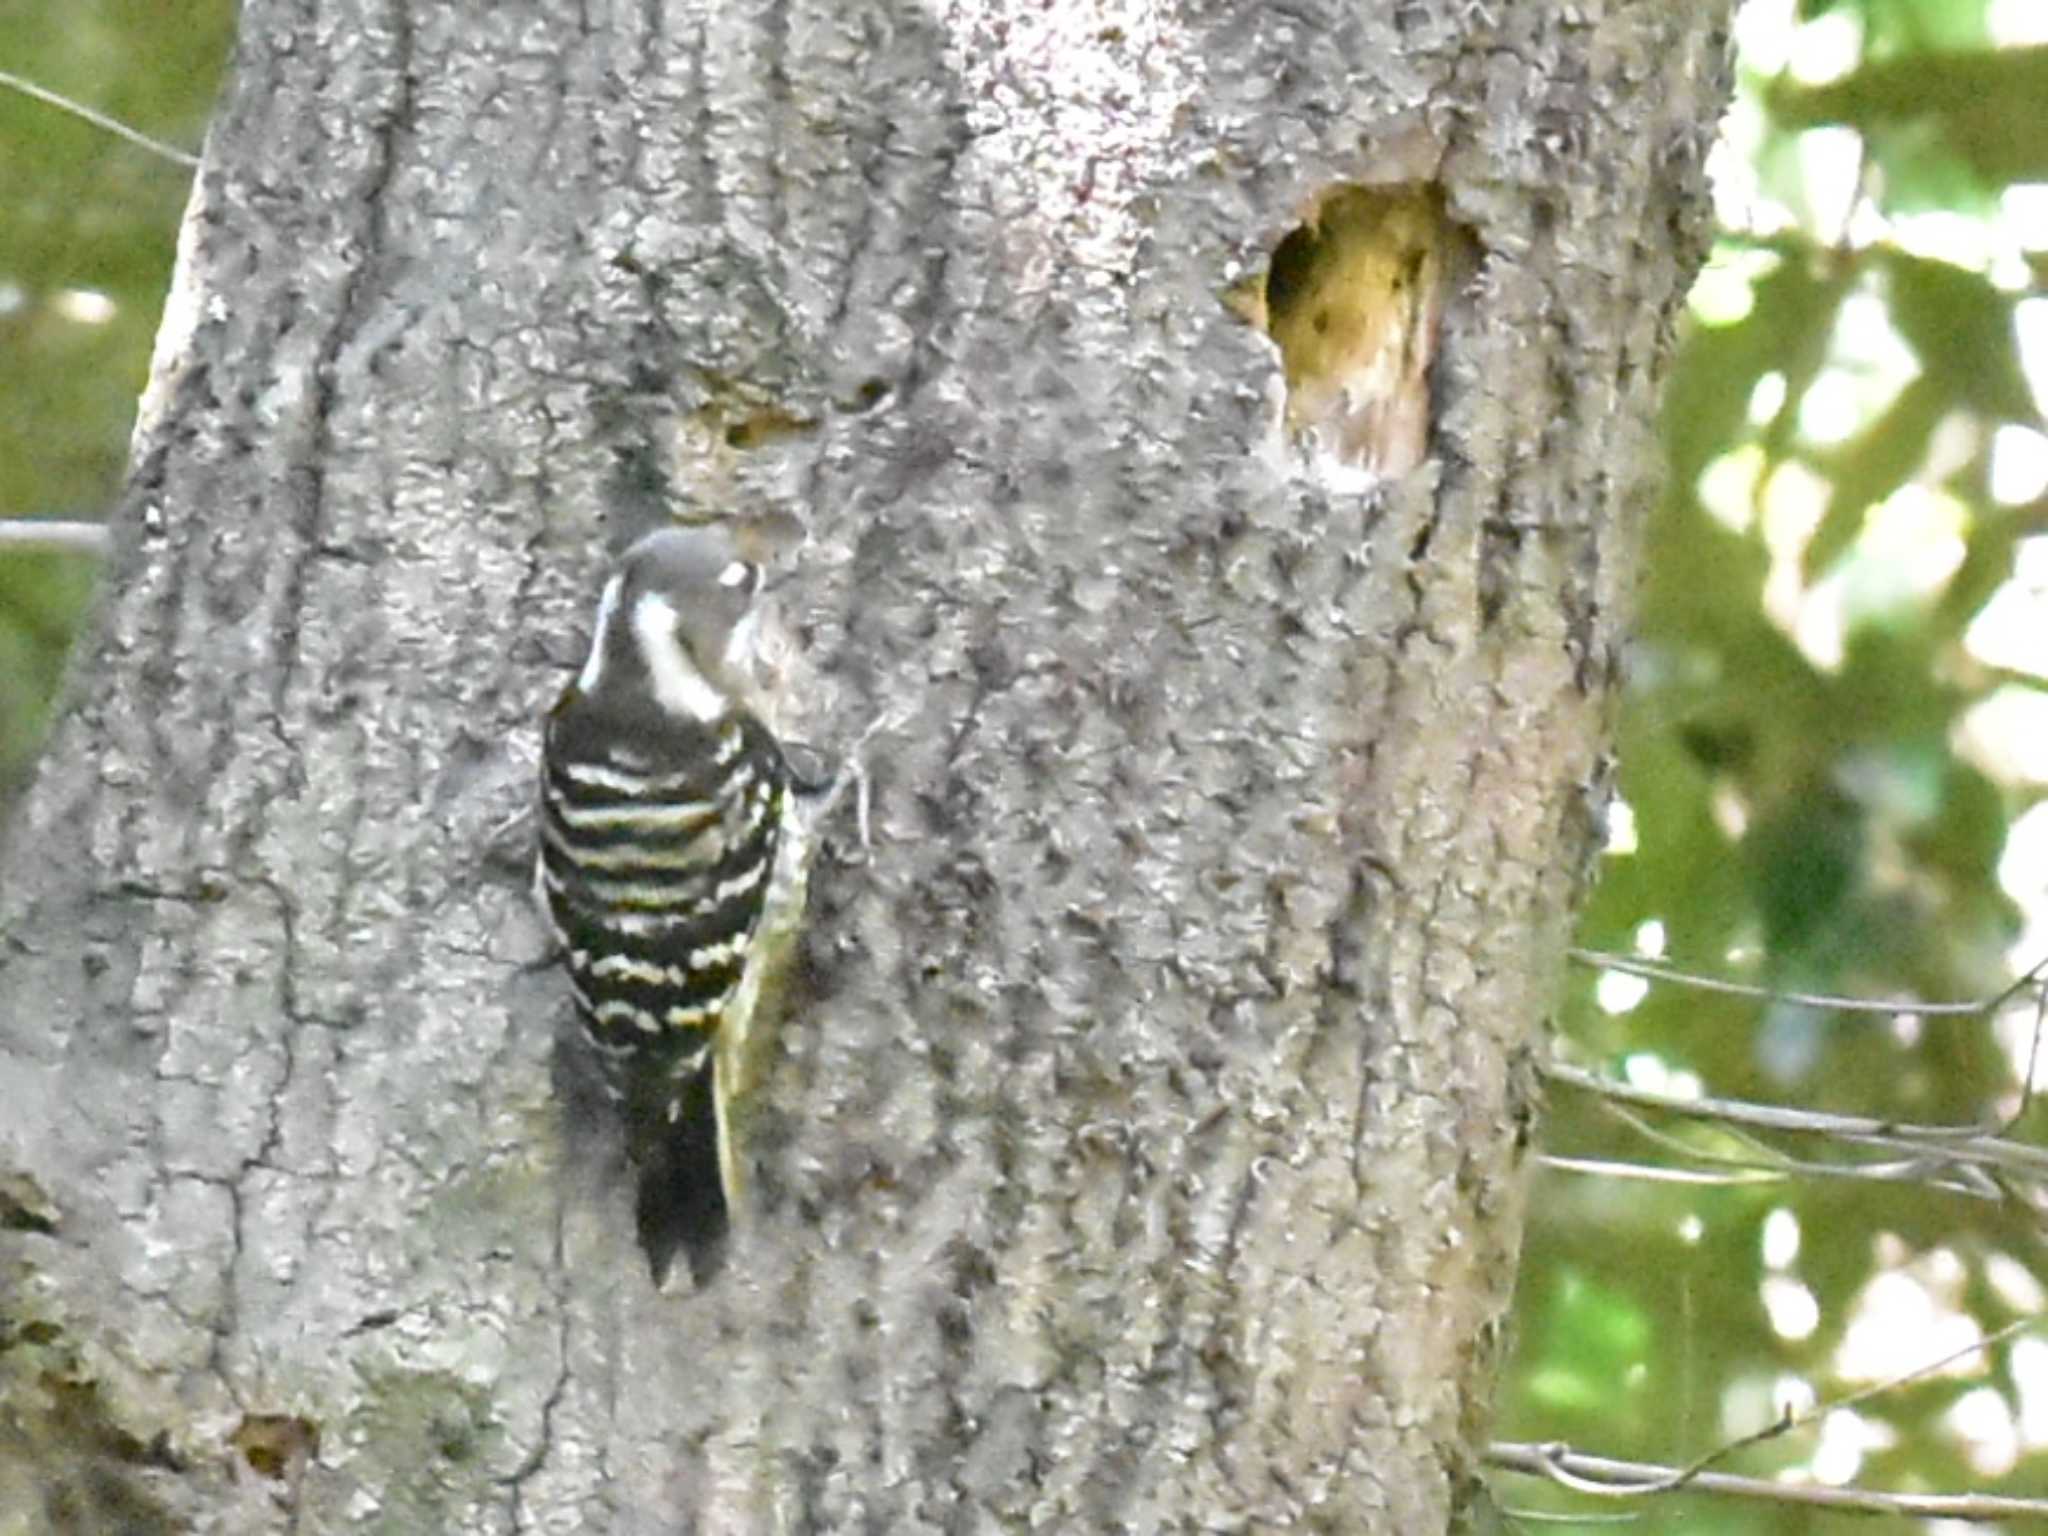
[716,561,753,590]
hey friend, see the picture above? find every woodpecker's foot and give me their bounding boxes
[791,710,899,856]
[483,801,537,883]
[489,799,535,844]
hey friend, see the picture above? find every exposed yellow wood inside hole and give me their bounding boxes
[1236,185,1453,481]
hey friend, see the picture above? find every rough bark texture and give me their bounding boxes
[0,2,1732,1531]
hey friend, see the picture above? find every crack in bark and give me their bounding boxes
[276,1,415,732]
[503,1198,573,1534]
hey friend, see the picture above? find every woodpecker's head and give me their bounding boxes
[575,525,765,723]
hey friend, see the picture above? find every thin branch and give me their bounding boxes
[1541,1139,2000,1200]
[1539,1153,1785,1187]
[1601,1099,1782,1166]
[1488,1442,2048,1521]
[1567,946,2048,1019]
[2015,971,2048,1123]
[0,69,200,170]
[1677,1318,2031,1491]
[1586,1099,2008,1200]
[1542,1061,2048,1177]
[1827,1318,2032,1417]
[1543,1059,1910,1138]
[1565,950,2048,1149]
[1495,1510,1639,1526]
[0,520,111,556]
[1492,1320,2041,1521]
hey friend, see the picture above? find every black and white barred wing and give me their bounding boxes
[537,709,783,1094]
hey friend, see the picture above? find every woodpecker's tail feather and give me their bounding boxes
[629,1055,730,1288]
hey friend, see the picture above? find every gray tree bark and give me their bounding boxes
[0,2,1732,1531]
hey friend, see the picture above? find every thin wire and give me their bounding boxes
[0,520,111,556]
[0,69,200,170]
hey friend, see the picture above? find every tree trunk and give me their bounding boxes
[0,2,1732,1531]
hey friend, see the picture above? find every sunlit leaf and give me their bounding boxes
[1882,252,2036,420]
[1772,46,2048,188]
[1803,373,1945,581]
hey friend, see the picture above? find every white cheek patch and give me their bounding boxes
[576,575,624,693]
[724,602,762,674]
[631,592,729,722]
[716,561,752,588]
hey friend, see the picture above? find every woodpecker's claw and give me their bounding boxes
[793,709,898,858]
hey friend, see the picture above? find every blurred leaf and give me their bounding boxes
[1863,116,2002,215]
[1934,498,2030,636]
[1905,755,2020,937]
[0,547,97,794]
[1744,784,1865,966]
[1662,247,1852,493]
[1881,252,2036,422]
[1771,47,2048,188]
[1803,372,1944,580]
[1796,0,1992,52]
[1520,1271,1655,1416]
[1810,0,1993,56]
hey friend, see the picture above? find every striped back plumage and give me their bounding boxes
[539,698,787,1117]
[539,525,791,1285]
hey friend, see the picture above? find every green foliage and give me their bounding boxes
[1774,45,2048,197]
[0,1,234,794]
[1503,1,2048,1528]
[1520,1270,1656,1419]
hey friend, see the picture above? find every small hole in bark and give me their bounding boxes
[1234,183,1466,486]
